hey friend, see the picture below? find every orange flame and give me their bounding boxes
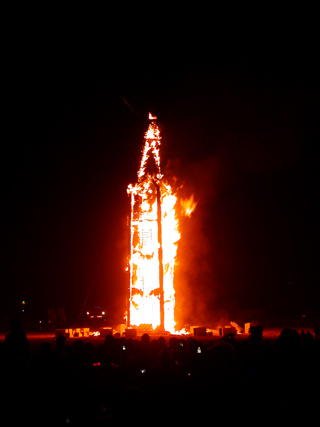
[180,194,197,217]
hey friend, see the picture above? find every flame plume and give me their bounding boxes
[180,194,197,217]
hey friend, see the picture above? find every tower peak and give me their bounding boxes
[149,112,157,120]
[137,115,161,181]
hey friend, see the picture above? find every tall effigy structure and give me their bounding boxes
[127,114,179,333]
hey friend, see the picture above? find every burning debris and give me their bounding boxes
[127,114,196,334]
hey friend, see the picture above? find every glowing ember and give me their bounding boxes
[127,114,182,333]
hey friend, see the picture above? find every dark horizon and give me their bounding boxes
[2,15,319,327]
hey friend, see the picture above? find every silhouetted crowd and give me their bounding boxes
[1,319,319,426]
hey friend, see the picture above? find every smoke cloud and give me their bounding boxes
[164,155,223,328]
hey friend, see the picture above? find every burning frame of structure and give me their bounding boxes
[127,114,196,334]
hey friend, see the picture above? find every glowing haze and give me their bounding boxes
[127,114,196,333]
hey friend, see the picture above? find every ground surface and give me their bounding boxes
[0,326,316,346]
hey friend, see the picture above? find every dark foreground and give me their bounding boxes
[1,326,319,426]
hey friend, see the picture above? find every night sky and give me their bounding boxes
[2,10,319,326]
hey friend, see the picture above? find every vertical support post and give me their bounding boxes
[127,214,130,328]
[127,192,134,328]
[156,182,165,333]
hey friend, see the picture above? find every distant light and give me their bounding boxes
[86,311,90,315]
[102,311,105,315]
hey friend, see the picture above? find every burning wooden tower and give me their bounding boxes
[127,114,179,333]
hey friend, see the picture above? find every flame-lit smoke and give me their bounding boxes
[166,156,218,330]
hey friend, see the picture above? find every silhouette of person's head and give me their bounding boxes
[56,335,66,350]
[141,333,150,346]
[104,334,115,347]
[279,328,300,353]
[250,325,263,344]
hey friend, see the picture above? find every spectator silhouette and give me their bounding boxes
[1,326,318,425]
[101,333,115,363]
[138,333,152,369]
[278,328,300,355]
[55,335,68,357]
[5,317,29,362]
[249,324,264,345]
[141,333,150,346]
[3,318,31,424]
